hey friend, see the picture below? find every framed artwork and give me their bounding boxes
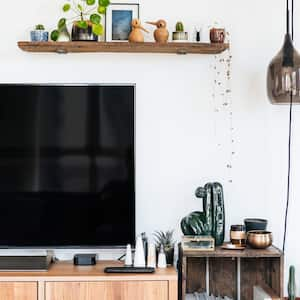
[105,3,140,42]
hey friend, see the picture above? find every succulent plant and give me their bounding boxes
[176,22,184,32]
[153,230,175,250]
[35,24,45,30]
[51,0,110,41]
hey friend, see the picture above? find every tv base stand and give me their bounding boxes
[0,260,178,300]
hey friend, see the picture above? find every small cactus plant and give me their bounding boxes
[35,24,45,30]
[288,266,296,300]
[175,22,184,32]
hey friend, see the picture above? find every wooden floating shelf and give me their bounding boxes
[18,41,229,55]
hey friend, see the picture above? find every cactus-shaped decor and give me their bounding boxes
[181,182,225,246]
[288,266,296,300]
[175,22,184,32]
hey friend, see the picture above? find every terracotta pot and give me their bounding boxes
[210,28,225,43]
[72,21,98,41]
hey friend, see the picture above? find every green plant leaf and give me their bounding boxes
[58,18,67,30]
[77,4,83,11]
[51,30,59,41]
[98,0,110,8]
[90,13,101,25]
[86,0,96,5]
[62,3,71,12]
[77,20,88,29]
[97,6,106,14]
[92,23,103,35]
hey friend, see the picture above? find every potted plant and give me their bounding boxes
[31,24,49,42]
[153,230,175,266]
[51,0,110,42]
[172,22,188,42]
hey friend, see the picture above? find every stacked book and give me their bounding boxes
[186,293,233,300]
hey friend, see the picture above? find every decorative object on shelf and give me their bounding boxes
[194,26,201,42]
[288,265,296,300]
[267,0,300,104]
[182,235,215,252]
[147,20,169,43]
[181,182,225,246]
[106,3,139,42]
[157,246,167,268]
[244,218,267,232]
[125,244,133,266]
[210,27,225,43]
[247,230,273,249]
[147,243,156,268]
[30,24,49,42]
[172,22,188,42]
[141,232,148,261]
[51,0,109,42]
[230,225,246,247]
[221,242,245,250]
[153,230,175,266]
[55,24,71,42]
[128,19,148,43]
[134,235,146,267]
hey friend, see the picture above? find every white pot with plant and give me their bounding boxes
[172,22,188,42]
[153,230,175,266]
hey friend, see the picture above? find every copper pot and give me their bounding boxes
[210,28,225,43]
[247,230,273,249]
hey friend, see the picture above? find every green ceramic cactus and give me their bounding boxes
[181,182,225,246]
[288,266,296,300]
[176,22,184,32]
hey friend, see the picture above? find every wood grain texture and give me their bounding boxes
[241,257,281,300]
[186,258,206,294]
[0,282,37,300]
[0,261,177,282]
[17,41,229,55]
[181,245,283,258]
[168,280,178,300]
[209,257,237,299]
[46,281,168,300]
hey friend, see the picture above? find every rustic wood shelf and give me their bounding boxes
[178,244,284,300]
[17,41,229,55]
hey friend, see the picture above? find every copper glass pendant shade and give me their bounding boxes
[267,0,300,104]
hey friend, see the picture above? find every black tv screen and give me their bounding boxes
[0,84,135,247]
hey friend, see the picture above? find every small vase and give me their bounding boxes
[172,31,188,42]
[72,22,98,42]
[165,247,174,266]
[210,28,225,43]
[57,26,71,42]
[30,30,49,42]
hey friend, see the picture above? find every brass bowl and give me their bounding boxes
[247,230,273,249]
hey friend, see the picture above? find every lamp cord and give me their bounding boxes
[283,91,293,253]
[282,0,294,253]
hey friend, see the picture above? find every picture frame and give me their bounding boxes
[105,3,140,42]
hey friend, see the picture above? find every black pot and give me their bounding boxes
[165,247,174,266]
[244,218,268,232]
[72,22,98,41]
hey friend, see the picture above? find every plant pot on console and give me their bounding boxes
[72,21,98,41]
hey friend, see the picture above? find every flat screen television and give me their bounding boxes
[0,84,135,248]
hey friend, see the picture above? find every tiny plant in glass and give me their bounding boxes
[51,0,110,41]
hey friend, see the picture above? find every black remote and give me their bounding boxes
[104,267,155,274]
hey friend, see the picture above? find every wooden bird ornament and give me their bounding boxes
[147,19,169,43]
[129,19,149,43]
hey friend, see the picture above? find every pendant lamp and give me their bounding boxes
[267,0,300,104]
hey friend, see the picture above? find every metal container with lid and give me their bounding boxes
[230,225,246,247]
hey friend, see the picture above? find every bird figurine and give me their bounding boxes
[128,19,148,43]
[147,19,169,43]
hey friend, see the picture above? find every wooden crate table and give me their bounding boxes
[178,243,283,300]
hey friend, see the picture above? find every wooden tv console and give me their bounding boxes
[0,260,178,300]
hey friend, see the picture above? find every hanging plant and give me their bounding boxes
[51,0,110,41]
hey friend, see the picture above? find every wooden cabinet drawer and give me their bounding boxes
[0,282,37,300]
[46,281,169,300]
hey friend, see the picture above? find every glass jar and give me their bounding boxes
[230,225,246,247]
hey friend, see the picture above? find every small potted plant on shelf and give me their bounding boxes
[172,21,188,42]
[51,0,110,42]
[153,230,175,266]
[31,24,49,42]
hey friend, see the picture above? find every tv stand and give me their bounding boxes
[0,260,178,300]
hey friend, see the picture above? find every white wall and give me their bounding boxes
[1,0,300,296]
